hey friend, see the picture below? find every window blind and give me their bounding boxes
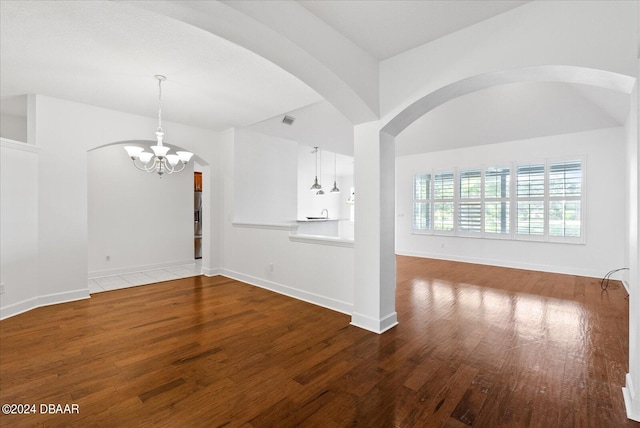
[517,164,545,198]
[413,173,431,230]
[549,160,582,238]
[485,167,510,234]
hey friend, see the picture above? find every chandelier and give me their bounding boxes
[124,75,194,176]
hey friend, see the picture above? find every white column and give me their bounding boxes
[351,122,398,333]
[201,130,231,277]
[624,59,640,422]
[199,164,216,276]
[36,96,90,304]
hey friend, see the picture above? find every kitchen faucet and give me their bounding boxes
[321,209,329,219]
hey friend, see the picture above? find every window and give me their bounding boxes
[412,157,583,243]
[413,173,430,230]
[484,167,510,235]
[433,171,454,231]
[548,160,582,238]
[458,169,481,233]
[516,164,545,237]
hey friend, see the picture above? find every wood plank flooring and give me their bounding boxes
[0,256,637,427]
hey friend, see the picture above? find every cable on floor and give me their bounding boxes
[600,267,629,291]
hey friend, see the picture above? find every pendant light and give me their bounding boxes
[330,152,340,193]
[316,148,325,195]
[310,146,322,191]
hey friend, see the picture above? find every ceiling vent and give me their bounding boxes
[282,115,295,125]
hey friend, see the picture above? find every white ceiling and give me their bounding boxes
[0,0,532,133]
[0,0,321,131]
[298,0,530,60]
[0,0,631,156]
[246,101,355,155]
[396,82,629,156]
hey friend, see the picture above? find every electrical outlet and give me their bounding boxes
[269,263,274,272]
[0,283,5,294]
[106,255,111,261]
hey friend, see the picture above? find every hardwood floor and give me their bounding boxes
[0,256,637,427]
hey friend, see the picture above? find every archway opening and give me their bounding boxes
[87,140,211,292]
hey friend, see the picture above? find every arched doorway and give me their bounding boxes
[365,64,638,419]
[87,140,211,289]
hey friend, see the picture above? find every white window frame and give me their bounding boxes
[432,169,455,234]
[457,168,483,237]
[514,160,547,242]
[546,156,585,244]
[483,165,511,239]
[411,156,585,244]
[412,173,431,232]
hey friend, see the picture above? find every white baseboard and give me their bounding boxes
[350,311,398,334]
[395,249,607,279]
[88,259,196,279]
[202,267,222,277]
[220,269,353,316]
[0,288,90,320]
[623,373,640,422]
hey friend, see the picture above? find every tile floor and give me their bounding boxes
[88,262,202,294]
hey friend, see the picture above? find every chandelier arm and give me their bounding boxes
[132,158,153,172]
[169,162,187,174]
[147,159,161,173]
[161,160,175,175]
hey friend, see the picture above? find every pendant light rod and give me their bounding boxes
[155,74,166,134]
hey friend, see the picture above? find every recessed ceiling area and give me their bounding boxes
[395,81,630,156]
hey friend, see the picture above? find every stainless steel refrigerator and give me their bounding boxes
[194,191,202,259]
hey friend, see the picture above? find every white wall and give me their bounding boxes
[0,94,218,318]
[88,143,193,277]
[396,127,626,278]
[0,113,26,142]
[218,128,355,314]
[1,95,28,142]
[233,129,298,224]
[35,96,91,307]
[223,225,354,313]
[0,140,39,318]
